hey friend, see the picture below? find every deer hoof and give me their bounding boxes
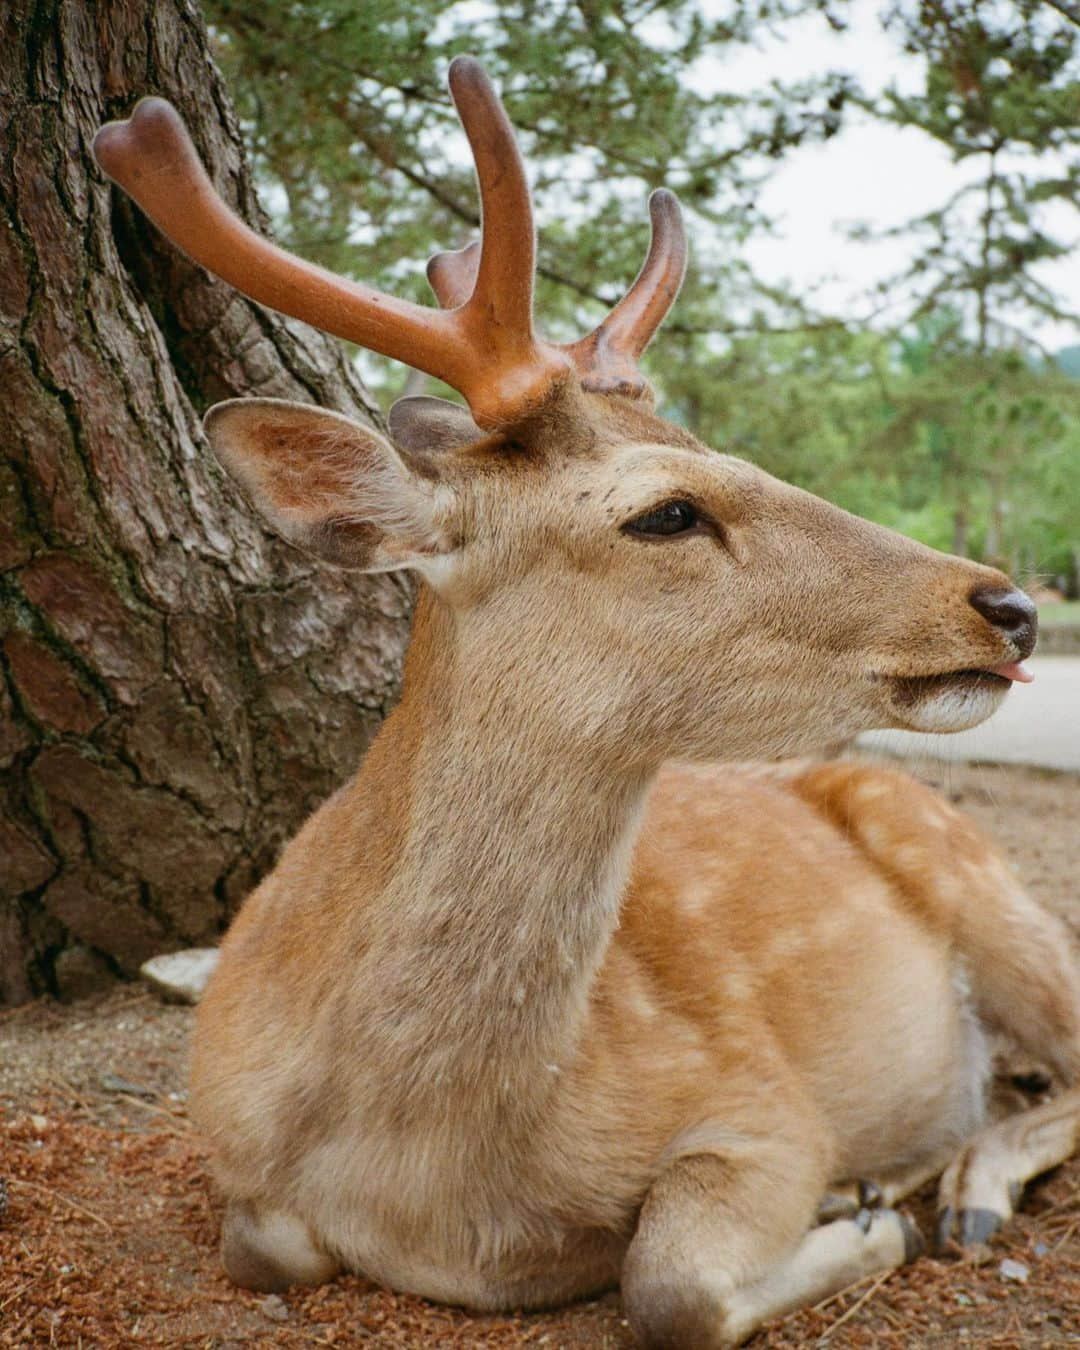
[935,1204,1003,1252]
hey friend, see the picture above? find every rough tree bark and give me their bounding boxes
[1,0,413,1002]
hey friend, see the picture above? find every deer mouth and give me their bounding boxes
[894,667,1008,700]
[885,662,1031,734]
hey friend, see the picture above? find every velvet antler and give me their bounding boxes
[427,190,687,401]
[94,58,685,424]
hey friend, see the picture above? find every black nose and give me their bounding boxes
[968,586,1038,658]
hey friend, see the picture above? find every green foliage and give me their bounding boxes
[664,316,1080,579]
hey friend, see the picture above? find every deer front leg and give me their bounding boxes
[815,1143,962,1223]
[936,1085,1080,1248]
[622,1148,920,1349]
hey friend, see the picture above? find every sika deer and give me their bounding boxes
[94,60,1080,1347]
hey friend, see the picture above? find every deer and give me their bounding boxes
[93,59,1080,1348]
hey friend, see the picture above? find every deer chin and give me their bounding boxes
[885,668,1015,734]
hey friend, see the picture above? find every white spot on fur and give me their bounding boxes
[893,844,927,872]
[861,821,893,853]
[625,985,658,1020]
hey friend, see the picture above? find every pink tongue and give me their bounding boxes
[991,661,1034,684]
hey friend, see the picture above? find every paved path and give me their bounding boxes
[859,655,1080,773]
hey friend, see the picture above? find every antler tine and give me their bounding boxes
[95,68,683,425]
[566,190,688,396]
[447,58,538,350]
[427,240,480,310]
[93,98,469,389]
[425,190,688,401]
[94,83,571,429]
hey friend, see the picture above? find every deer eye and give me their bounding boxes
[623,500,699,539]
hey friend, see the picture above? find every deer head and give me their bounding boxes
[94,59,1035,768]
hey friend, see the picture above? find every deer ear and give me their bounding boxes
[204,399,451,572]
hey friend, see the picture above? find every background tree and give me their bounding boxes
[662,0,1080,581]
[866,0,1079,346]
[0,0,411,1002]
[848,0,1080,568]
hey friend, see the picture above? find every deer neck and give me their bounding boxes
[350,590,651,1119]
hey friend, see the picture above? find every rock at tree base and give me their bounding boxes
[140,948,220,1004]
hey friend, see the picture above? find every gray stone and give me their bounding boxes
[998,1258,1030,1283]
[140,948,219,1004]
[258,1295,289,1322]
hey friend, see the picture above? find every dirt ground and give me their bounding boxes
[2,757,1078,1348]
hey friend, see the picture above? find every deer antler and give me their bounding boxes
[94,58,685,424]
[93,59,571,429]
[427,241,481,312]
[427,191,687,401]
[564,190,687,397]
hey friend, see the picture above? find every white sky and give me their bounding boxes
[702,0,1080,350]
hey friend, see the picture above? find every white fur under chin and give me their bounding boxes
[896,682,1008,734]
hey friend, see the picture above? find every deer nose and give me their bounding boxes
[968,586,1038,658]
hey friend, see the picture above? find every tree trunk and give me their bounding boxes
[0,0,412,1002]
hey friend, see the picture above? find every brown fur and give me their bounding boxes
[191,392,1078,1345]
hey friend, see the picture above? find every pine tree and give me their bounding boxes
[862,0,1079,346]
[1,0,411,1001]
[855,1,1080,568]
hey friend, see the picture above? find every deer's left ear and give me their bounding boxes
[204,399,454,573]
